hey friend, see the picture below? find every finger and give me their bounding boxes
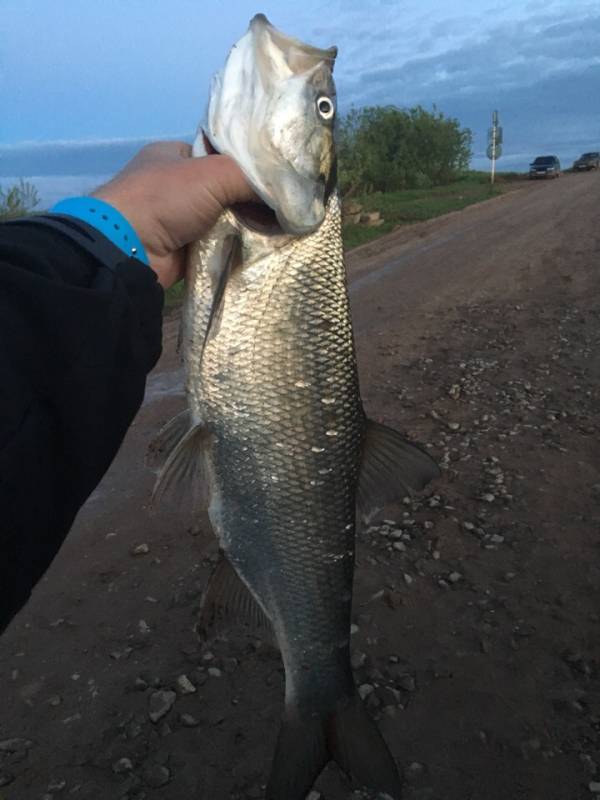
[135,140,192,165]
[183,154,261,207]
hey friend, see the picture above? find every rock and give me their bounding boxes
[0,737,33,752]
[142,764,171,788]
[393,541,406,552]
[343,200,362,215]
[490,534,505,544]
[581,755,598,776]
[130,543,150,556]
[403,573,413,585]
[148,690,176,723]
[207,667,222,678]
[0,773,15,787]
[481,493,495,503]
[376,686,401,707]
[176,675,196,695]
[306,791,322,800]
[190,668,208,687]
[397,674,416,692]
[47,779,67,792]
[358,683,374,700]
[138,620,151,635]
[351,651,367,670]
[180,713,200,728]
[113,758,134,774]
[350,623,359,635]
[360,211,382,226]
[448,571,462,584]
[589,782,600,794]
[48,695,62,707]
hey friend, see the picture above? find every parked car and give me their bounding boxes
[573,152,600,171]
[529,155,561,179]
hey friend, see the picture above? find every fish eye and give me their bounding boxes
[316,96,335,120]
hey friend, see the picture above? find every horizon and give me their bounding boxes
[1,0,599,207]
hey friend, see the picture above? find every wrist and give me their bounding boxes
[50,197,150,266]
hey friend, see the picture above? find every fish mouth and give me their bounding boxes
[203,132,283,236]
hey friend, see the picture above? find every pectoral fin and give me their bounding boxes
[151,423,211,514]
[147,409,192,470]
[200,234,241,363]
[357,419,440,523]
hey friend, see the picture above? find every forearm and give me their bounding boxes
[0,220,163,632]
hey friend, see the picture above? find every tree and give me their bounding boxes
[0,179,40,220]
[336,105,472,195]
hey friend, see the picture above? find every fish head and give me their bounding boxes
[202,13,337,235]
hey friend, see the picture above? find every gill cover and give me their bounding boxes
[198,14,337,235]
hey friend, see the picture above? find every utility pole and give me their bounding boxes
[487,110,503,183]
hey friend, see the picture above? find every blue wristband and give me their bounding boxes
[50,196,149,266]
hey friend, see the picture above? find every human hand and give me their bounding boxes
[92,141,257,289]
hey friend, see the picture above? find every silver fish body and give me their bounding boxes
[152,14,439,800]
[187,193,360,707]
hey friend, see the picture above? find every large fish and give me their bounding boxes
[153,14,439,800]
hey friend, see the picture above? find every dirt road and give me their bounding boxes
[2,172,599,800]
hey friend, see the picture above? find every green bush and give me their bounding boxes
[0,179,40,220]
[337,105,472,196]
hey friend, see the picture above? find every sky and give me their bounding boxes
[1,0,599,205]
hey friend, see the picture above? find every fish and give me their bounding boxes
[151,13,439,800]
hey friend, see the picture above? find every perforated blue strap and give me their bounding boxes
[50,196,150,266]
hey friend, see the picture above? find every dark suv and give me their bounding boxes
[529,155,561,179]
[573,152,600,171]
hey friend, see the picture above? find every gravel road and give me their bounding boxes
[1,171,599,800]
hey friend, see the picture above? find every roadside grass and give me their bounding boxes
[165,170,526,306]
[342,171,524,250]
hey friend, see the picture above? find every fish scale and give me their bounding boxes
[192,194,362,708]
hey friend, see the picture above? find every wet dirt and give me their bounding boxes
[1,172,599,800]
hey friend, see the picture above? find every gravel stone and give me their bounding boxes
[176,674,196,695]
[358,683,374,700]
[113,757,134,774]
[148,690,176,723]
[180,713,200,728]
[142,764,171,788]
[351,651,367,670]
[0,738,33,752]
[130,543,150,556]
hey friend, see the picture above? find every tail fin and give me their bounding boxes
[266,695,402,800]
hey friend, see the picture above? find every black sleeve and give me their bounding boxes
[0,219,164,633]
